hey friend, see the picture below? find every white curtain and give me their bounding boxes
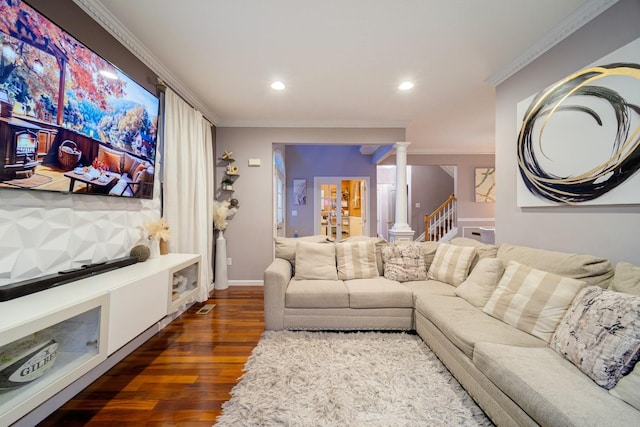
[163,89,214,301]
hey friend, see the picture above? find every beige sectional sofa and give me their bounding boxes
[263,235,640,426]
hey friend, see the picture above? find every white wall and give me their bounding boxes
[215,127,404,281]
[495,0,640,265]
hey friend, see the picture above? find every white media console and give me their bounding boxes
[0,253,201,426]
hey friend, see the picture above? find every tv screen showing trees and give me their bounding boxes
[0,0,159,198]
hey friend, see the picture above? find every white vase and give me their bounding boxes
[214,230,229,290]
[149,238,160,259]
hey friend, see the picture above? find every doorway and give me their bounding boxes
[273,149,286,238]
[314,177,369,239]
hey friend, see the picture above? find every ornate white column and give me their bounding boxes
[389,141,415,242]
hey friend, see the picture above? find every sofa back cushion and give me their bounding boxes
[336,240,379,280]
[451,237,498,270]
[610,262,640,295]
[274,235,332,265]
[427,243,476,286]
[497,243,613,289]
[483,260,586,343]
[414,241,440,270]
[294,240,338,281]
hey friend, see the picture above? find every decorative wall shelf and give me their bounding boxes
[219,151,239,193]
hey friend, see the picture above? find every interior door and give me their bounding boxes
[318,181,340,239]
[315,177,369,238]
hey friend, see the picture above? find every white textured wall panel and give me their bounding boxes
[0,188,161,286]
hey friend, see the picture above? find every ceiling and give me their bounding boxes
[81,0,607,153]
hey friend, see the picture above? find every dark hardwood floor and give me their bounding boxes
[38,286,264,427]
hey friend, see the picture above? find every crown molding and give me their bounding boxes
[486,0,619,86]
[72,0,220,125]
[217,118,410,129]
[407,146,496,155]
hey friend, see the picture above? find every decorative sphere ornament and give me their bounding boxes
[229,198,239,208]
[130,244,151,262]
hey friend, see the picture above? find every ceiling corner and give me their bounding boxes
[72,0,220,124]
[486,0,619,86]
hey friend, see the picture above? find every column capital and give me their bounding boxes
[394,141,411,150]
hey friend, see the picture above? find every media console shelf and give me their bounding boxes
[0,253,201,426]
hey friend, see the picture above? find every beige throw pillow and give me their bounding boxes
[274,235,332,264]
[483,260,586,343]
[427,243,476,286]
[294,240,338,281]
[455,258,505,308]
[336,240,379,280]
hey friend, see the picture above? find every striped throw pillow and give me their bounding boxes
[483,260,586,343]
[427,243,476,286]
[336,240,379,280]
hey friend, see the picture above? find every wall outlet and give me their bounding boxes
[226,258,232,265]
[415,202,421,208]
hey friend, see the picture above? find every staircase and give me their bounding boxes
[422,193,457,242]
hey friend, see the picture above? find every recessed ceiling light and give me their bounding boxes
[271,81,286,90]
[399,81,414,90]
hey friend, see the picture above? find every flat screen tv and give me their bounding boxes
[0,0,159,199]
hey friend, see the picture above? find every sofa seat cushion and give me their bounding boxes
[473,342,640,427]
[285,278,348,308]
[402,280,457,301]
[344,278,413,308]
[415,295,546,358]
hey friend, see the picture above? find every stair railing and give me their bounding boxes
[424,193,456,241]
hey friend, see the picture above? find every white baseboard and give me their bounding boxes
[457,217,495,223]
[228,280,264,286]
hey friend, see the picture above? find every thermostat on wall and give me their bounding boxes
[248,159,261,166]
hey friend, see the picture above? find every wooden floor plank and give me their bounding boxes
[38,286,264,426]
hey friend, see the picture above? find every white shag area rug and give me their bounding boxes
[214,331,493,426]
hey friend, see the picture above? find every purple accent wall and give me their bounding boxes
[285,145,377,237]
